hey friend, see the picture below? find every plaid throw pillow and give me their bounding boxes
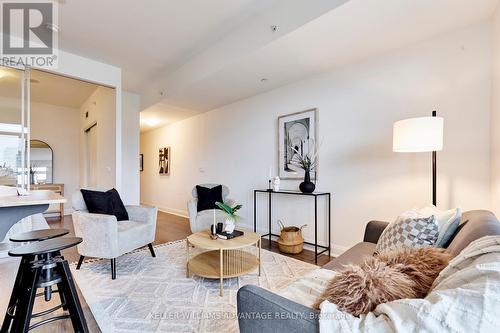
[375,215,439,253]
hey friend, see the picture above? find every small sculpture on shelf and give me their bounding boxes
[267,166,273,191]
[273,176,281,191]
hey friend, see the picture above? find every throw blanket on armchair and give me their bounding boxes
[319,235,500,333]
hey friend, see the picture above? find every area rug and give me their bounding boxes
[70,240,318,333]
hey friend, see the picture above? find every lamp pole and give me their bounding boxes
[432,110,437,206]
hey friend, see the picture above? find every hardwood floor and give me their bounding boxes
[0,211,331,332]
[260,238,332,266]
[45,211,192,263]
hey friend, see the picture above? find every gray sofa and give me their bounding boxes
[237,210,500,333]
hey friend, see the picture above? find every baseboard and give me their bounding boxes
[147,204,189,219]
[330,244,349,257]
[44,207,74,218]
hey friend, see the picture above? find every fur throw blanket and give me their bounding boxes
[319,236,500,333]
[313,247,450,315]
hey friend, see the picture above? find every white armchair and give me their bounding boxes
[71,189,158,279]
[187,184,234,233]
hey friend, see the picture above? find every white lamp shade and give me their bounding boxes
[393,116,443,152]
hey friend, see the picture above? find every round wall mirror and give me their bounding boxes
[30,140,53,184]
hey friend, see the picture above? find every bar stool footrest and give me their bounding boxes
[29,314,72,331]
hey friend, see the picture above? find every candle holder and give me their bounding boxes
[210,226,218,240]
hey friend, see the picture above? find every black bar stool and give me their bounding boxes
[9,229,69,243]
[7,229,70,314]
[1,237,88,333]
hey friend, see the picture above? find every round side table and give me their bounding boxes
[186,230,261,296]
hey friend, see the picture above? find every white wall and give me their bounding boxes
[491,5,500,216]
[141,22,492,253]
[121,92,141,204]
[79,87,116,190]
[31,102,80,214]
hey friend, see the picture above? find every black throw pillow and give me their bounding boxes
[107,188,129,221]
[196,185,223,212]
[80,189,109,215]
[80,188,129,221]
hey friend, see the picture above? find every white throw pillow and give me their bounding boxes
[415,205,461,247]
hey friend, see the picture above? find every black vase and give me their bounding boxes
[299,170,315,193]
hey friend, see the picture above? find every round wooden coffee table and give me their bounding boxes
[186,230,261,296]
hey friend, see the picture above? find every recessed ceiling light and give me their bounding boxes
[44,23,60,33]
[270,25,279,32]
[142,118,160,127]
[260,78,268,83]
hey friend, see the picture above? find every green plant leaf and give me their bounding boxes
[215,201,232,214]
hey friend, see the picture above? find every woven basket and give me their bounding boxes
[276,220,307,254]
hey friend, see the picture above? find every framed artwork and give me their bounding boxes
[278,108,318,180]
[139,154,143,172]
[159,147,170,175]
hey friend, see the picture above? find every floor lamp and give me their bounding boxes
[393,111,444,206]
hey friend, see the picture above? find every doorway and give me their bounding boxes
[84,123,98,188]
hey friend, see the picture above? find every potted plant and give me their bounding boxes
[290,139,319,193]
[215,201,242,234]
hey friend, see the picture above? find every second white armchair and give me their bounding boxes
[187,184,234,233]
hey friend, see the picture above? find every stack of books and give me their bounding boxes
[217,230,244,240]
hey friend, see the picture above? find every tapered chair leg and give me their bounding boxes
[76,255,85,270]
[111,258,116,280]
[147,243,156,258]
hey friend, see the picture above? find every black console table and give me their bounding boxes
[253,189,331,264]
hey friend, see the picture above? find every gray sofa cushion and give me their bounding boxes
[237,285,319,333]
[446,210,500,257]
[322,242,376,271]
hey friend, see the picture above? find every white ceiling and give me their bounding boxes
[0,68,98,108]
[57,0,279,93]
[158,0,499,112]
[53,0,499,131]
